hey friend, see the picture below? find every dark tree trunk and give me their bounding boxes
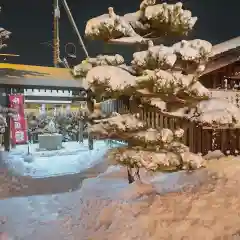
[127,166,135,184]
[135,167,141,181]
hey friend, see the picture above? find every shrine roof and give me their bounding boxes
[201,52,240,76]
[201,36,240,76]
[0,63,86,90]
[210,36,240,58]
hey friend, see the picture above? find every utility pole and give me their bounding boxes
[53,0,89,67]
[61,0,89,58]
[53,0,60,67]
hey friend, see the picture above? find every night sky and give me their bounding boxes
[0,0,240,66]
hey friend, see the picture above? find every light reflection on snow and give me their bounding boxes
[5,140,126,178]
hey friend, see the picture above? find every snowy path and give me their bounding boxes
[5,140,125,178]
[0,140,127,239]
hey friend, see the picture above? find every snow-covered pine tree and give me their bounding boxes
[72,1,240,183]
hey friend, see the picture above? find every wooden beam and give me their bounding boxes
[0,80,85,91]
[24,95,79,102]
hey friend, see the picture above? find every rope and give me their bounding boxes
[61,0,89,58]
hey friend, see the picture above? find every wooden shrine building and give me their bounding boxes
[0,63,91,151]
[200,36,240,89]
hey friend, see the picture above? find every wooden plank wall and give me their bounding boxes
[139,107,240,155]
[199,127,240,155]
[115,99,240,155]
[117,100,129,114]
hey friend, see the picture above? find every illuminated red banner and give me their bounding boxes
[9,94,28,144]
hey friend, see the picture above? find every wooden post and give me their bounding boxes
[147,110,150,127]
[237,129,240,154]
[182,121,188,146]
[189,122,195,153]
[163,115,168,128]
[53,0,60,67]
[0,134,3,146]
[87,91,94,150]
[127,166,134,184]
[201,128,207,155]
[78,119,84,143]
[88,133,93,150]
[144,108,147,123]
[169,118,175,131]
[87,97,94,113]
[160,114,164,128]
[140,108,144,121]
[205,129,213,154]
[151,111,155,128]
[197,126,202,154]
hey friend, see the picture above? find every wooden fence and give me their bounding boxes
[37,97,237,155]
[24,98,240,155]
[139,107,240,155]
[100,99,129,114]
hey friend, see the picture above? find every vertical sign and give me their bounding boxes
[9,94,28,144]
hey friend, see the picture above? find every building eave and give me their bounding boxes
[210,36,240,59]
[201,51,240,76]
[0,63,87,90]
[200,36,240,77]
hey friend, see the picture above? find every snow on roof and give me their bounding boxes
[211,36,240,58]
[0,63,85,89]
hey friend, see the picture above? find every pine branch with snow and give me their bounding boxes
[72,1,240,183]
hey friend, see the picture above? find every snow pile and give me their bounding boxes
[187,98,240,126]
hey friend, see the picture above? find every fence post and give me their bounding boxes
[88,133,93,150]
[189,122,195,153]
[160,114,164,128]
[78,120,84,143]
[155,112,159,128]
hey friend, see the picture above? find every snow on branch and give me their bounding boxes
[107,127,205,171]
[85,65,138,98]
[108,148,205,171]
[0,7,11,50]
[84,1,198,42]
[89,113,146,135]
[85,7,140,41]
[72,54,125,78]
[132,39,212,74]
[144,2,197,36]
[136,69,210,101]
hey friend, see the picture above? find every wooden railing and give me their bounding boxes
[103,99,240,155]
[139,108,240,155]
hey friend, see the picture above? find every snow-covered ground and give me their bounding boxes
[3,140,126,178]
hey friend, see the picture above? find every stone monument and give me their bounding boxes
[38,119,63,150]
